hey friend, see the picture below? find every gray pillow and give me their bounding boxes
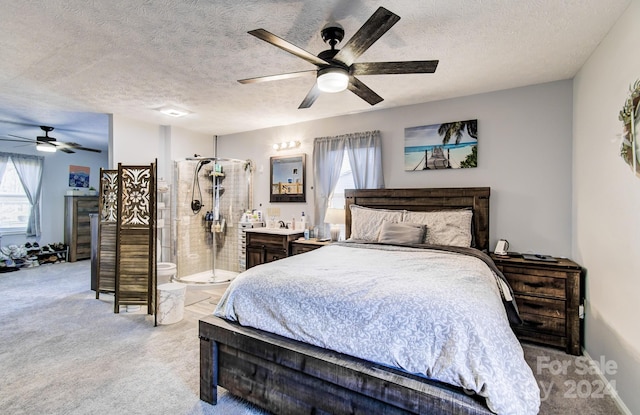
[377,221,426,245]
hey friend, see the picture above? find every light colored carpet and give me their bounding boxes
[0,261,267,415]
[0,261,623,415]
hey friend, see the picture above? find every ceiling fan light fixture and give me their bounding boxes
[317,67,349,93]
[36,143,56,153]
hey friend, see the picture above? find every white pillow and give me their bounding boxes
[403,209,473,247]
[349,205,404,241]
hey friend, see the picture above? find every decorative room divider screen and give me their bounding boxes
[95,163,157,324]
[96,168,117,297]
[115,163,157,319]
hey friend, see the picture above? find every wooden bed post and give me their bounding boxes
[199,332,218,404]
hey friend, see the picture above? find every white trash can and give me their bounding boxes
[157,282,187,325]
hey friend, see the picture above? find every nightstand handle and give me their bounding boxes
[523,319,544,327]
[522,302,543,309]
[523,282,544,288]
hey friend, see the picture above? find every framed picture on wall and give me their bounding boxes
[69,165,90,188]
[404,119,478,171]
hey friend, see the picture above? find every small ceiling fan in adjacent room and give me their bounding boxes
[238,6,439,109]
[0,125,102,153]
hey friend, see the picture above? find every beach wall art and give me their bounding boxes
[404,119,478,171]
[69,165,90,188]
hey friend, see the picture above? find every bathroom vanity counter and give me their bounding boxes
[244,227,304,236]
[244,228,303,269]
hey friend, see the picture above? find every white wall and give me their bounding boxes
[111,115,213,175]
[218,80,574,255]
[111,115,164,167]
[573,1,640,413]
[167,125,215,173]
[0,141,108,246]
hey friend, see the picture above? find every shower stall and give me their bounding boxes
[167,157,253,285]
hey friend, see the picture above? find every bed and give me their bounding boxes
[199,187,540,414]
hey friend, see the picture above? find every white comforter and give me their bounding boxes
[214,243,540,414]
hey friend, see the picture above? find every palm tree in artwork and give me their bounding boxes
[438,120,478,145]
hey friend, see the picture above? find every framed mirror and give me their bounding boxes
[270,154,306,202]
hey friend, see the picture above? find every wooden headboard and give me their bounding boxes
[344,187,491,252]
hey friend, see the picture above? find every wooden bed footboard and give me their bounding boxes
[199,316,494,415]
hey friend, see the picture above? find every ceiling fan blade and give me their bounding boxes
[298,83,322,109]
[333,7,400,66]
[2,136,35,143]
[238,70,317,84]
[59,147,76,154]
[248,29,330,67]
[7,134,35,142]
[0,138,35,145]
[60,142,102,153]
[348,77,383,106]
[351,60,439,75]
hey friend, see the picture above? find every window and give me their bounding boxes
[0,160,31,234]
[328,150,355,209]
[326,150,355,240]
[313,130,383,240]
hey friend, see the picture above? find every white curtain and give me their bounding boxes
[10,154,44,237]
[0,153,9,184]
[312,130,384,236]
[312,137,346,237]
[345,130,384,189]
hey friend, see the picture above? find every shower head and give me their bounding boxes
[196,159,212,173]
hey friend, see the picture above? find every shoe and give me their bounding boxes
[26,242,40,252]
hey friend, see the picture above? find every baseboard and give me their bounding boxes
[582,348,632,415]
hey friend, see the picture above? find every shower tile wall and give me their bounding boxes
[173,160,251,278]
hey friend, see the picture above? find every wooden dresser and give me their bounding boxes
[245,229,303,269]
[491,254,584,355]
[64,195,99,262]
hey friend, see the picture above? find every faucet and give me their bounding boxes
[278,220,287,229]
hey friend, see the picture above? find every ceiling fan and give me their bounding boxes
[238,6,439,109]
[1,125,102,153]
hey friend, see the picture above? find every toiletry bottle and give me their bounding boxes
[292,217,296,230]
[300,211,307,231]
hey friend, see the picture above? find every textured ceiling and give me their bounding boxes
[0,0,631,152]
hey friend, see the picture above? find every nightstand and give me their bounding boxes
[291,238,332,255]
[491,254,584,355]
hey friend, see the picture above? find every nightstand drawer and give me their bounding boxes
[292,244,318,255]
[503,268,566,299]
[519,313,565,336]
[515,295,565,319]
[291,239,331,255]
